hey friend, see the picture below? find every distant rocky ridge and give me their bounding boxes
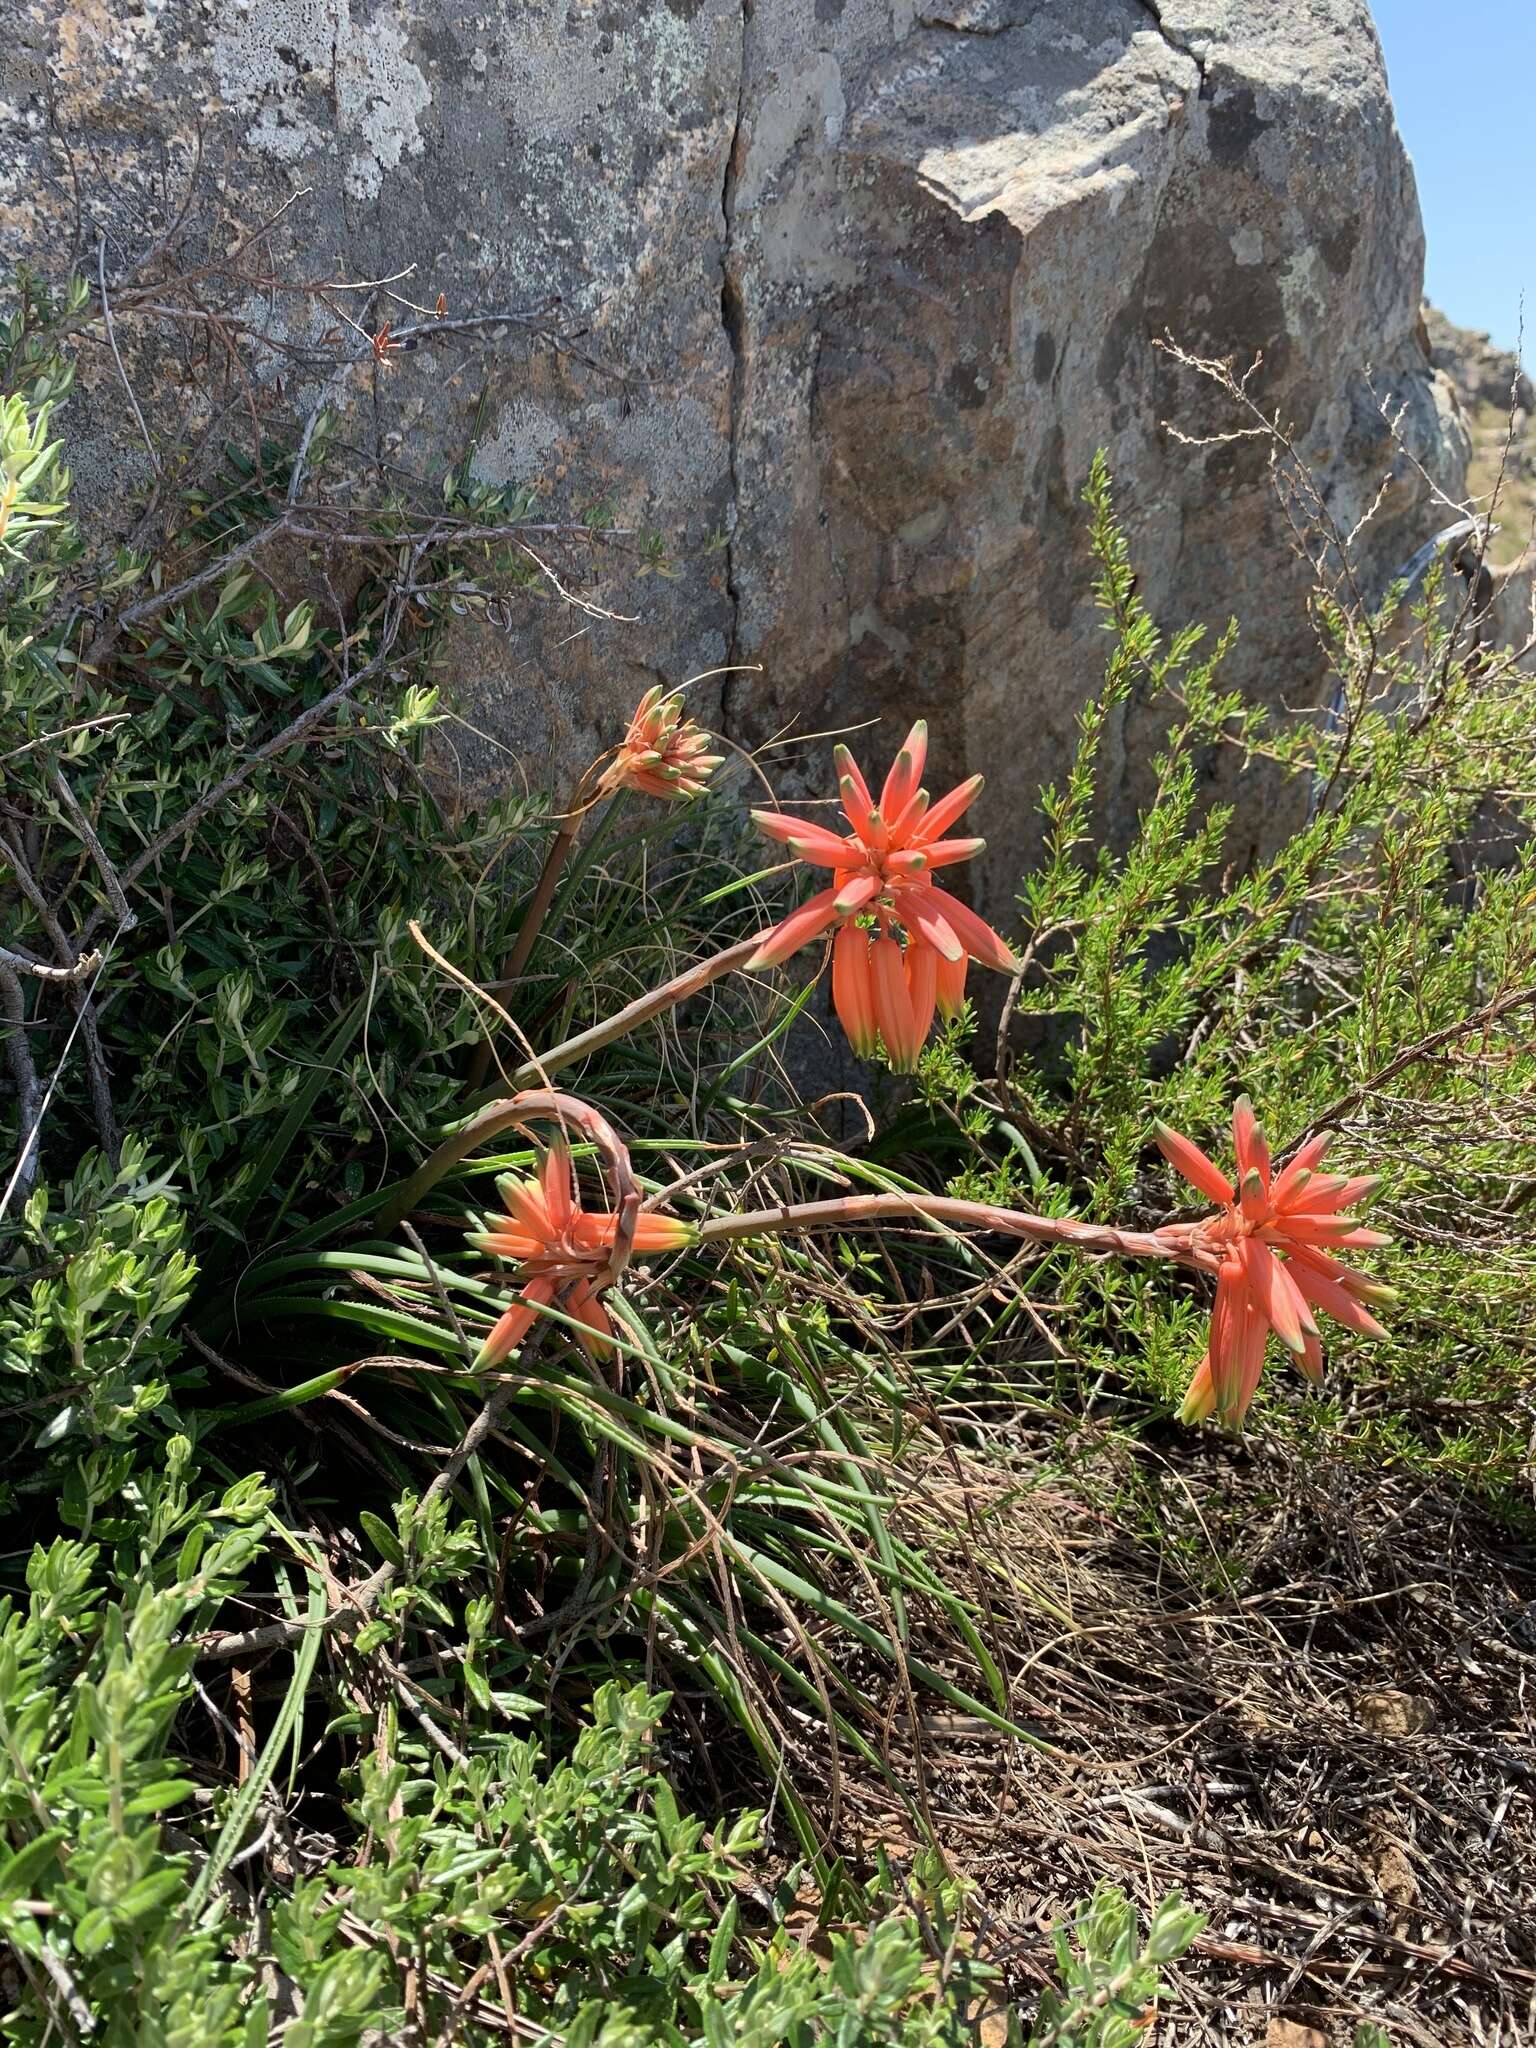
[1421,305,1535,645]
[1423,304,1533,420]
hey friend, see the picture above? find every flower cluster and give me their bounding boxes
[466,1142,694,1367]
[747,721,1016,1071]
[1156,1099,1395,1425]
[458,693,1398,1435]
[595,686,722,802]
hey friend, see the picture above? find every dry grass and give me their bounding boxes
[785,1430,1536,2045]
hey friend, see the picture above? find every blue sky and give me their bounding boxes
[1372,0,1533,353]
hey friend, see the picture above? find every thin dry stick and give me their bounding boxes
[1,830,120,1160]
[49,766,136,931]
[97,232,159,479]
[464,798,588,1093]
[107,516,303,634]
[0,961,42,1198]
[0,936,120,1220]
[1278,981,1536,1159]
[0,945,102,983]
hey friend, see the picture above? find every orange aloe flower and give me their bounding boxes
[465,1141,693,1367]
[595,686,723,802]
[1156,1098,1394,1425]
[748,720,1015,1070]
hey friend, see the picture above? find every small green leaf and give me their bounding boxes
[0,1830,66,1901]
[359,1511,406,1568]
[707,1896,738,1982]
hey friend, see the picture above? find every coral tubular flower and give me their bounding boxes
[831,922,880,1060]
[933,945,969,1024]
[595,687,723,802]
[831,924,940,1071]
[466,1142,694,1367]
[1155,1099,1394,1426]
[748,720,1014,1064]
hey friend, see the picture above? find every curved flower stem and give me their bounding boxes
[696,1194,1218,1272]
[394,948,1218,1295]
[507,935,760,1085]
[380,1090,638,1268]
[390,939,759,1228]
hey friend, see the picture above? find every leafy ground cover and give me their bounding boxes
[2,239,1533,2045]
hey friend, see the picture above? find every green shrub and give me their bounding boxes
[0,1442,273,2042]
[1,1143,193,1504]
[1024,1884,1205,2047]
[948,457,1536,1496]
[0,1506,993,2045]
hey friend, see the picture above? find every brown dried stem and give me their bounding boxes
[463,796,589,1094]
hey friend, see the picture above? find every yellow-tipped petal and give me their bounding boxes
[1179,1355,1218,1424]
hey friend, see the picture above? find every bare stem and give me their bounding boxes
[1277,981,1536,1161]
[441,935,760,1177]
[387,937,759,1228]
[0,960,42,1205]
[695,1193,1216,1271]
[465,811,583,1092]
[520,936,757,1075]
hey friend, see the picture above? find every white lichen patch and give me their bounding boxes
[473,6,704,146]
[737,55,847,214]
[1277,241,1327,337]
[211,0,430,202]
[472,400,567,489]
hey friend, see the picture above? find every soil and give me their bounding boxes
[871,1434,1536,2044]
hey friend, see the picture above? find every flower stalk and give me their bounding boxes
[433,1128,1218,1387]
[465,808,582,1091]
[380,1088,638,1244]
[692,1193,1217,1269]
[467,687,721,1090]
[506,935,760,1086]
[383,941,755,1227]
[393,1078,1390,1438]
[388,1091,1219,1341]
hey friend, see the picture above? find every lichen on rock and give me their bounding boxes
[0,0,1475,939]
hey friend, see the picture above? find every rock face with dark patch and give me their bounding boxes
[1,0,1467,930]
[717,0,1466,878]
